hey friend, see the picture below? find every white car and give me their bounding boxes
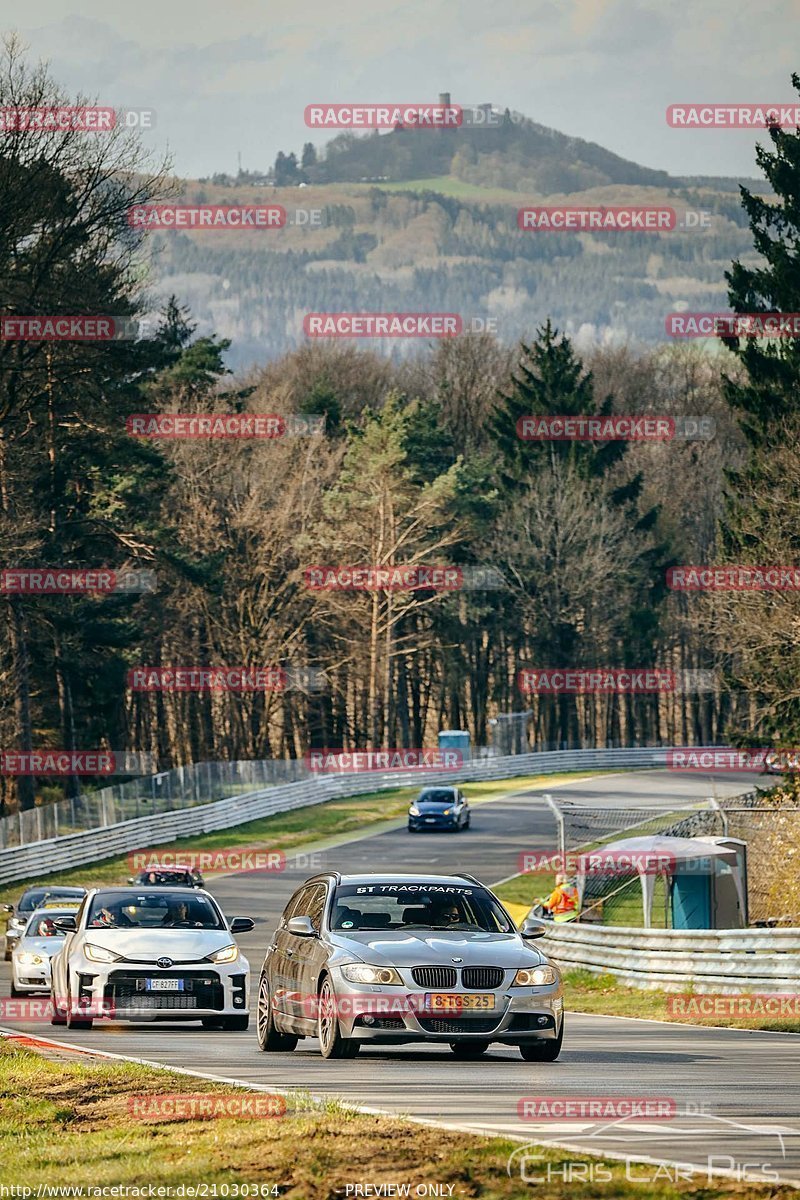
[11,906,77,995]
[50,886,253,1031]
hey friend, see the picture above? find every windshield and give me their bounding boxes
[331,883,513,933]
[24,911,70,938]
[19,888,83,912]
[137,870,192,886]
[417,790,456,806]
[87,891,223,930]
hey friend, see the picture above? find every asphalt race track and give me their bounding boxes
[3,769,799,1186]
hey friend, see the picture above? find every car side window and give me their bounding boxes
[74,897,88,928]
[303,884,328,933]
[281,886,312,926]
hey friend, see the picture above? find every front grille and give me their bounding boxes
[411,966,457,988]
[462,967,504,989]
[418,1016,499,1034]
[114,993,198,1010]
[105,970,223,1012]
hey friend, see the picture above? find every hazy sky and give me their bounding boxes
[7,0,799,179]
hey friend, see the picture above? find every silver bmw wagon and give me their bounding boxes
[256,872,563,1060]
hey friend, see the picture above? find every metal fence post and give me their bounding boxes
[708,796,728,835]
[544,793,565,862]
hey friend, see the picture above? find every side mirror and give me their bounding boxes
[127,878,135,885]
[53,916,77,932]
[230,917,255,934]
[287,915,316,937]
[1,904,13,914]
[521,918,547,939]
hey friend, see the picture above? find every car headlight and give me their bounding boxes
[512,966,559,987]
[206,944,239,964]
[409,806,420,816]
[16,952,43,966]
[84,944,123,963]
[443,808,453,815]
[341,964,403,985]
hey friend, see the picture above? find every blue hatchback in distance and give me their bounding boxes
[408,786,471,832]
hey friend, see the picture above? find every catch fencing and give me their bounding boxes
[0,745,677,886]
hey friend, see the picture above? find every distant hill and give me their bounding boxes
[303,112,673,194]
[160,104,771,371]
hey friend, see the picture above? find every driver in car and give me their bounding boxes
[91,905,133,928]
[431,901,462,926]
[161,901,189,926]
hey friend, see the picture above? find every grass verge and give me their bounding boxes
[0,771,603,909]
[0,1038,794,1198]
[562,969,800,1033]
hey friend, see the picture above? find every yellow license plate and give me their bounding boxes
[425,992,495,1011]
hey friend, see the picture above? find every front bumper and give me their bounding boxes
[62,955,250,1021]
[408,815,459,831]
[329,967,563,1044]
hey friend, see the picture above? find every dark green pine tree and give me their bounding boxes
[723,74,800,440]
[717,75,800,743]
[487,319,625,487]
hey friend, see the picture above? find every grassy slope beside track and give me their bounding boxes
[0,1038,795,1199]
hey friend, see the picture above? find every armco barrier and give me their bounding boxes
[0,746,674,886]
[543,922,800,994]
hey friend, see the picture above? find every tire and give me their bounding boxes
[449,1040,490,1058]
[256,974,298,1052]
[50,988,67,1026]
[519,1018,563,1062]
[65,983,93,1030]
[4,947,11,963]
[407,825,416,833]
[317,975,360,1059]
[10,981,23,997]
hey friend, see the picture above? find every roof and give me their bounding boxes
[334,872,482,887]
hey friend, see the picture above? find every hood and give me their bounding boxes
[18,936,64,957]
[329,928,546,970]
[82,928,234,963]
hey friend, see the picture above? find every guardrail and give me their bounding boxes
[0,745,676,886]
[543,922,800,993]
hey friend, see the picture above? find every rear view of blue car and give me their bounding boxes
[407,786,471,832]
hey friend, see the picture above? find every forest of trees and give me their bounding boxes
[2,40,800,813]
